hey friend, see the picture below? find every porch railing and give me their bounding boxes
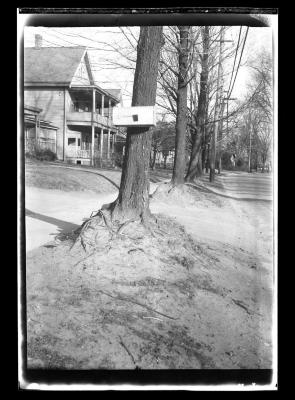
[67,111,112,127]
[66,148,110,161]
[66,147,91,159]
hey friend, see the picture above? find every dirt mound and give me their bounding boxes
[26,214,222,369]
[151,182,226,208]
[26,205,273,370]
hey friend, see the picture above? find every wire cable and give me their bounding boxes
[228,27,249,98]
[226,27,242,95]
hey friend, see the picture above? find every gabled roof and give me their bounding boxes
[105,89,121,102]
[24,46,87,85]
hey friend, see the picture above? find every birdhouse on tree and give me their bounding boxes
[112,106,156,127]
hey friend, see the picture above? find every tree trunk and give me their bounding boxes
[195,154,203,178]
[210,27,225,182]
[201,146,206,173]
[217,156,222,174]
[185,26,209,183]
[172,26,189,186]
[163,155,167,169]
[108,26,163,222]
[261,156,266,173]
[150,148,157,170]
[205,143,210,173]
[217,100,225,174]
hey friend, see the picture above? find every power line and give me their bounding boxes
[50,27,126,37]
[226,27,242,95]
[38,27,135,54]
[228,27,249,99]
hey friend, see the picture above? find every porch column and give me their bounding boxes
[91,87,96,166]
[112,132,116,155]
[113,133,117,153]
[100,128,104,165]
[35,115,39,145]
[108,99,111,122]
[107,129,111,159]
[101,94,105,117]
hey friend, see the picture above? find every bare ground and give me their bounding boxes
[25,181,273,370]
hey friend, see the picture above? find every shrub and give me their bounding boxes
[236,158,244,167]
[36,148,57,161]
[112,152,123,168]
[221,152,234,170]
[26,145,57,162]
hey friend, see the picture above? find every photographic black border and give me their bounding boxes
[17,6,278,389]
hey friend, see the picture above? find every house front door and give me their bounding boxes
[67,136,81,158]
[77,137,81,151]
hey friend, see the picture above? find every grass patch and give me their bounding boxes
[25,159,121,193]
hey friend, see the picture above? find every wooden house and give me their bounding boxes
[24,104,58,154]
[24,36,122,166]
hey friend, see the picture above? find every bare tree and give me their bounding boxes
[172,26,190,185]
[185,26,210,182]
[150,122,175,170]
[244,49,273,172]
[209,27,225,182]
[104,26,163,223]
[157,26,243,183]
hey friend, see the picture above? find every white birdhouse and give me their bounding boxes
[112,106,156,127]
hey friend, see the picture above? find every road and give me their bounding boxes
[200,171,273,201]
[24,169,273,252]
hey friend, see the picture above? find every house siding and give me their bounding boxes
[71,57,91,86]
[24,86,119,163]
[24,87,65,159]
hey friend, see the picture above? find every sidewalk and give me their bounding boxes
[194,171,273,202]
[25,182,162,252]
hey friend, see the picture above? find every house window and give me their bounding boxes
[68,138,76,146]
[78,139,81,146]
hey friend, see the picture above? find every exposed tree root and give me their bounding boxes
[98,289,178,320]
[118,335,138,367]
[73,250,96,268]
[117,218,140,235]
[72,200,165,253]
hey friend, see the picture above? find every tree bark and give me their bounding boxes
[108,26,163,222]
[150,148,157,170]
[172,26,189,186]
[201,145,206,172]
[205,143,210,173]
[163,155,167,169]
[217,99,225,174]
[185,26,210,183]
[210,27,224,182]
[197,155,203,177]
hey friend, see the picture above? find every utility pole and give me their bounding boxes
[247,108,252,173]
[211,32,234,177]
[218,96,236,173]
[210,27,225,182]
[217,98,225,174]
[248,124,252,173]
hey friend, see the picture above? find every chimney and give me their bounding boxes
[35,34,42,49]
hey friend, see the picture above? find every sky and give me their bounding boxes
[22,15,276,120]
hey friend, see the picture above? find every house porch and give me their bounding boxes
[66,125,117,166]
